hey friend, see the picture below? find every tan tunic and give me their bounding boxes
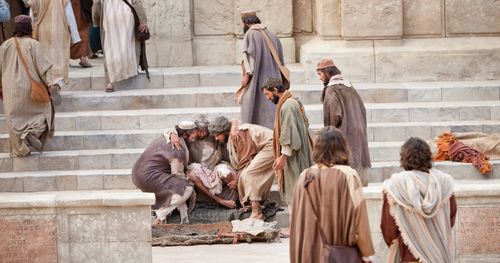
[92,0,146,84]
[290,165,375,263]
[228,124,275,204]
[29,0,71,85]
[0,37,53,157]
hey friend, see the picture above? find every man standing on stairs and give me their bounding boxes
[0,15,55,157]
[132,121,197,224]
[261,77,314,207]
[317,58,371,186]
[165,115,239,209]
[208,116,275,219]
[236,11,285,129]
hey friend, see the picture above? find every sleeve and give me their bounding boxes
[323,88,342,127]
[281,145,292,156]
[131,0,147,25]
[450,194,457,227]
[242,52,254,75]
[280,101,302,151]
[92,0,102,27]
[31,41,54,85]
[381,192,400,247]
[64,1,81,44]
[231,129,257,171]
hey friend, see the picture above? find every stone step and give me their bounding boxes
[30,80,498,113]
[1,161,497,193]
[1,101,498,133]
[0,130,445,156]
[66,64,307,91]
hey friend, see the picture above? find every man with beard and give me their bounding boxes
[236,11,286,129]
[261,77,314,206]
[166,115,239,209]
[317,58,371,186]
[132,121,197,224]
[208,116,275,219]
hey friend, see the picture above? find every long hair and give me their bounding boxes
[13,23,33,38]
[313,126,350,166]
[400,137,432,173]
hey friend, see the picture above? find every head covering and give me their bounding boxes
[208,116,231,135]
[241,10,257,20]
[177,121,196,130]
[14,15,31,25]
[193,114,209,129]
[316,58,336,70]
[262,77,282,89]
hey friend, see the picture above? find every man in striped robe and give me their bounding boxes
[92,0,148,92]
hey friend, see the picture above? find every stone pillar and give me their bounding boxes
[341,0,403,39]
[313,0,342,38]
[144,0,193,67]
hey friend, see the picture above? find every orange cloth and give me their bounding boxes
[434,132,491,174]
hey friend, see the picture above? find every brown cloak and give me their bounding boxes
[322,83,371,170]
[290,165,375,263]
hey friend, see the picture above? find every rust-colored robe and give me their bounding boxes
[70,0,92,59]
[322,81,371,175]
[290,164,375,263]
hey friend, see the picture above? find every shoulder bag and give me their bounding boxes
[14,37,51,104]
[304,168,362,263]
[256,28,290,90]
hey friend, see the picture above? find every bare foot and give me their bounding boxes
[105,84,114,92]
[219,199,236,209]
[250,201,263,219]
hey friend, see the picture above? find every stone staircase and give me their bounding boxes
[0,62,499,194]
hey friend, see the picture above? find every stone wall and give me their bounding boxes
[0,191,155,263]
[143,0,500,67]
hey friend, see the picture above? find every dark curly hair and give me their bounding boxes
[313,126,350,166]
[400,137,432,173]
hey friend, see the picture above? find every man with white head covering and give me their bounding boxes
[132,121,197,224]
[166,114,239,209]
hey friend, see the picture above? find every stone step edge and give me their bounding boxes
[2,159,499,178]
[60,80,500,97]
[0,189,155,208]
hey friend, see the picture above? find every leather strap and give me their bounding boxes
[255,28,290,87]
[14,37,35,82]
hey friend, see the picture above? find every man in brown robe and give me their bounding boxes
[317,58,371,186]
[0,15,55,157]
[262,77,314,206]
[70,0,92,67]
[237,11,284,129]
[290,126,375,263]
[208,116,275,219]
[132,121,197,224]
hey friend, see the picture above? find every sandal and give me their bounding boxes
[79,60,92,68]
[105,84,114,93]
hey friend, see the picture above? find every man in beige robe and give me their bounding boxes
[0,15,54,157]
[92,0,148,92]
[208,116,275,219]
[29,0,71,92]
